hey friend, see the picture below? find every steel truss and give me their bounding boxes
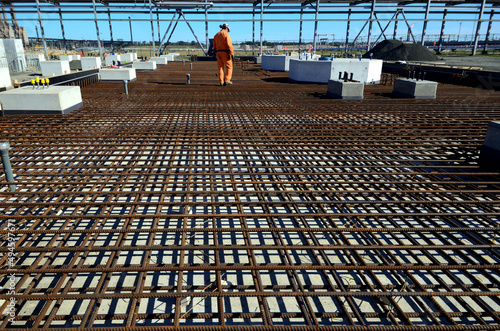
[1,0,499,56]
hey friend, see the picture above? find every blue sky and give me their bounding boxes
[11,3,498,45]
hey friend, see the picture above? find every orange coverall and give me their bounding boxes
[213,29,234,85]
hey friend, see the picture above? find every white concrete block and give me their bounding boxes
[40,61,71,76]
[105,54,121,66]
[289,59,383,84]
[132,61,157,71]
[59,55,72,61]
[160,53,179,61]
[149,57,168,65]
[81,57,102,70]
[100,68,137,81]
[2,39,26,71]
[289,60,332,83]
[0,86,83,115]
[120,53,134,62]
[331,59,383,84]
[27,54,45,62]
[327,80,364,99]
[0,67,11,89]
[132,53,138,60]
[0,42,7,68]
[393,79,437,99]
[261,55,299,72]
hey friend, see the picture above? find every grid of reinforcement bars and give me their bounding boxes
[0,62,500,329]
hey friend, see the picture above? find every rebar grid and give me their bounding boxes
[0,62,500,329]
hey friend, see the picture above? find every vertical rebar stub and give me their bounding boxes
[0,141,16,192]
[187,74,190,85]
[123,80,129,95]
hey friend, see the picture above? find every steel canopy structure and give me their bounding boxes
[0,0,499,57]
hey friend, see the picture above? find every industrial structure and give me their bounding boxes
[0,0,500,330]
[1,0,499,58]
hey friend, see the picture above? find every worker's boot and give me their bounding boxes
[224,81,233,86]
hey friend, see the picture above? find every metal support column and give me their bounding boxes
[149,0,155,56]
[92,0,102,58]
[437,9,447,53]
[58,9,67,53]
[129,16,133,44]
[393,10,399,40]
[313,0,320,54]
[180,11,206,55]
[252,5,255,56]
[483,10,494,54]
[472,0,486,56]
[299,6,303,53]
[108,9,114,45]
[421,0,431,45]
[345,9,351,54]
[35,0,48,59]
[205,0,208,55]
[260,0,263,56]
[157,10,161,50]
[366,0,376,51]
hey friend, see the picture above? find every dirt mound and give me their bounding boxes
[364,39,439,61]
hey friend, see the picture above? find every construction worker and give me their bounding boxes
[213,23,234,86]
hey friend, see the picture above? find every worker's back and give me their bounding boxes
[213,29,233,56]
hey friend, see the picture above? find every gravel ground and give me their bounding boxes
[441,56,500,72]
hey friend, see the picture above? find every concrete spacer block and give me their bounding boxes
[105,54,121,66]
[149,57,168,65]
[59,55,80,61]
[327,80,364,99]
[160,53,178,61]
[120,53,134,63]
[393,78,437,99]
[40,61,71,76]
[0,86,83,115]
[132,61,157,71]
[480,121,500,170]
[100,68,137,81]
[81,57,102,71]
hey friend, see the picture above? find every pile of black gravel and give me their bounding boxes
[364,39,440,61]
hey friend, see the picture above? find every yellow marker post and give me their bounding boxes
[35,77,40,88]
[45,78,50,88]
[31,79,35,89]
